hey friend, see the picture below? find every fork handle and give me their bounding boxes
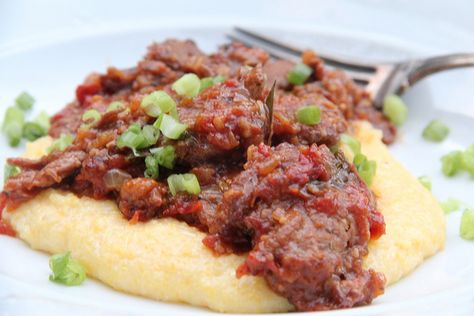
[408,53,474,85]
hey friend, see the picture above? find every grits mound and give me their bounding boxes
[2,122,445,313]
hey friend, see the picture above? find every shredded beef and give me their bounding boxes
[1,38,394,311]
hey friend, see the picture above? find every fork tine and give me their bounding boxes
[233,27,377,72]
[227,32,373,83]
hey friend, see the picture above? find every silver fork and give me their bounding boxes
[228,27,474,108]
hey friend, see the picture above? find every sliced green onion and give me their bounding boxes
[460,208,474,240]
[117,130,145,150]
[107,101,125,112]
[2,106,25,147]
[296,105,321,125]
[34,111,51,132]
[287,63,313,86]
[117,123,160,151]
[47,134,74,153]
[22,122,47,141]
[141,125,160,148]
[340,133,361,156]
[150,145,176,169]
[441,150,463,177]
[49,251,86,286]
[144,155,159,179]
[4,164,20,183]
[127,123,141,134]
[441,198,461,214]
[156,114,187,140]
[199,75,225,92]
[422,120,450,142]
[418,176,432,191]
[167,173,201,196]
[461,144,474,177]
[141,91,176,117]
[81,109,101,128]
[383,95,408,126]
[355,154,377,186]
[172,73,201,98]
[15,92,35,111]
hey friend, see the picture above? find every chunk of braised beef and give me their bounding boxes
[118,178,167,220]
[272,87,348,146]
[3,150,86,209]
[145,39,206,71]
[200,143,385,310]
[174,66,268,164]
[263,59,295,89]
[73,148,131,199]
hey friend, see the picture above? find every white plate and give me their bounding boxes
[1,18,474,316]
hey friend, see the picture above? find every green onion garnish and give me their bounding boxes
[107,101,125,112]
[353,153,377,186]
[117,124,160,151]
[47,133,74,153]
[172,73,201,98]
[117,129,145,150]
[144,155,159,179]
[81,109,101,128]
[461,144,474,177]
[141,91,176,117]
[441,198,461,214]
[460,208,474,240]
[199,75,225,92]
[141,125,160,148]
[34,111,51,133]
[155,114,187,140]
[15,92,35,111]
[418,176,432,191]
[383,95,408,126]
[287,63,313,86]
[441,150,463,177]
[150,145,175,169]
[2,106,25,147]
[296,105,321,125]
[422,120,450,142]
[340,133,361,156]
[49,251,86,286]
[22,122,47,141]
[4,164,21,183]
[167,173,201,196]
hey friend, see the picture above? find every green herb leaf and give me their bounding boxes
[265,82,276,145]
